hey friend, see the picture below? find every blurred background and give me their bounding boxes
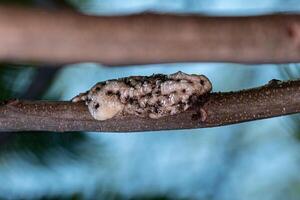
[1,0,300,199]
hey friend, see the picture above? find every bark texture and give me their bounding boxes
[0,79,299,132]
[0,6,300,65]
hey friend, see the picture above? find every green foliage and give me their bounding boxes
[0,65,20,99]
[0,64,36,100]
[0,0,34,5]
[279,64,300,141]
[0,132,87,163]
[66,0,87,8]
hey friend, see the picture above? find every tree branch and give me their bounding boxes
[0,79,299,132]
[0,6,300,65]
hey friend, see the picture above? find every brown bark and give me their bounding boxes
[0,79,299,132]
[0,6,300,65]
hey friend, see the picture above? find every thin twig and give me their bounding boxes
[0,6,300,65]
[0,79,299,132]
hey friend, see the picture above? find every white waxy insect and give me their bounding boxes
[72,71,212,121]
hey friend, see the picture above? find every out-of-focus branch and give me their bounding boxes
[0,79,299,132]
[0,6,300,65]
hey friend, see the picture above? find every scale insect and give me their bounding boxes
[72,71,212,121]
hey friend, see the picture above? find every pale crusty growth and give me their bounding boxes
[72,71,212,120]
